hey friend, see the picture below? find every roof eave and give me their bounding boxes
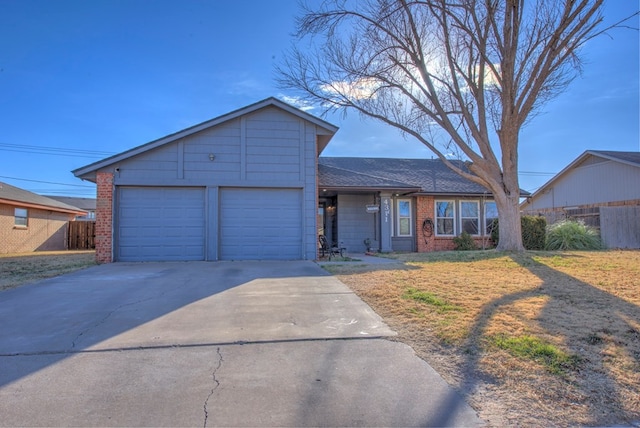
[586,150,640,168]
[319,186,422,193]
[0,198,87,215]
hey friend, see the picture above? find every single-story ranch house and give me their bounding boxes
[0,181,86,254]
[74,97,510,263]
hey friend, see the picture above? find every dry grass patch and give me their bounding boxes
[326,250,640,427]
[0,251,96,291]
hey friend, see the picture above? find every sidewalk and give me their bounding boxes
[316,253,402,265]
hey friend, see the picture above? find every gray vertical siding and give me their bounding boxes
[245,109,302,181]
[337,194,379,252]
[525,159,640,210]
[391,237,414,252]
[184,120,242,179]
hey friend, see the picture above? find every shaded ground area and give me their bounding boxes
[0,250,96,291]
[325,250,640,427]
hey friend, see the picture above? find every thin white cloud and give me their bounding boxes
[278,94,316,111]
[476,64,501,88]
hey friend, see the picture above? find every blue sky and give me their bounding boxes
[0,0,638,198]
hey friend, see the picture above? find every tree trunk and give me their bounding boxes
[494,191,525,251]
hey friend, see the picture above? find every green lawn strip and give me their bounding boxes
[488,334,581,375]
[402,287,462,312]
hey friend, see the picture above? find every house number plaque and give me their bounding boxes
[383,198,390,222]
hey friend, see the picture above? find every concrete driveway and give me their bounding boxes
[0,261,482,427]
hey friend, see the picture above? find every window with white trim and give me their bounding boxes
[460,201,480,235]
[484,201,498,235]
[435,200,455,235]
[397,199,412,236]
[15,208,28,227]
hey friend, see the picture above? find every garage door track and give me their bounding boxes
[0,261,482,427]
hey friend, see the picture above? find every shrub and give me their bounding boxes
[490,215,547,250]
[522,216,547,250]
[545,220,602,250]
[453,231,478,251]
[490,218,500,245]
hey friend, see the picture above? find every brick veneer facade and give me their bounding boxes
[416,196,456,252]
[95,172,114,263]
[415,195,490,252]
[0,204,74,253]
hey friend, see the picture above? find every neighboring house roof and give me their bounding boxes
[45,196,96,212]
[522,150,640,204]
[0,182,87,215]
[319,157,513,195]
[586,150,640,167]
[73,97,339,181]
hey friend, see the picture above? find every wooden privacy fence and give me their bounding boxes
[524,205,640,249]
[600,206,640,249]
[67,221,96,250]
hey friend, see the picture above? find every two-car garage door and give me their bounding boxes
[116,187,302,261]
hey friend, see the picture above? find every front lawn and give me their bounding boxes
[0,251,96,291]
[324,250,640,427]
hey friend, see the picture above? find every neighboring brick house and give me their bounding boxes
[0,182,87,254]
[318,157,511,253]
[46,196,96,221]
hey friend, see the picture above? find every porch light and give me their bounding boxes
[208,153,216,161]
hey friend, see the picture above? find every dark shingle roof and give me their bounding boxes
[46,196,96,211]
[0,182,85,213]
[319,157,491,195]
[588,150,640,167]
[319,163,421,190]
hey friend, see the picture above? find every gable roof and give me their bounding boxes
[46,196,96,211]
[586,150,640,167]
[524,150,640,202]
[73,97,338,181]
[0,182,87,215]
[319,157,501,195]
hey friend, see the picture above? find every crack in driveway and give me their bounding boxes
[0,336,389,358]
[70,287,176,350]
[203,347,223,428]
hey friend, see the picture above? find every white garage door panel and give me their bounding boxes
[117,187,205,261]
[220,188,302,260]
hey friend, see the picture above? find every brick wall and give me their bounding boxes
[0,203,74,254]
[415,195,491,252]
[95,172,114,263]
[416,196,435,252]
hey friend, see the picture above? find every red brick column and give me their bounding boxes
[95,172,114,263]
[416,196,435,252]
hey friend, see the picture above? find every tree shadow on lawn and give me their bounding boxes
[458,253,640,426]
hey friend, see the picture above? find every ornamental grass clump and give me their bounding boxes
[545,220,602,250]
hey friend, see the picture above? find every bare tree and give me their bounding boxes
[277,0,632,251]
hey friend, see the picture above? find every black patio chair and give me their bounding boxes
[318,235,345,260]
